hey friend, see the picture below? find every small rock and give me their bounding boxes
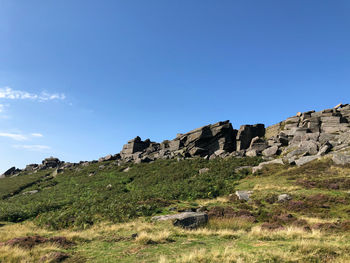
[199,168,210,174]
[22,190,39,195]
[278,194,292,202]
[235,190,253,201]
[106,184,112,189]
[246,149,257,157]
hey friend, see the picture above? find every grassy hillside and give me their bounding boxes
[1,156,350,262]
[0,157,261,228]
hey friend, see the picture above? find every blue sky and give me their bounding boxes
[0,0,349,173]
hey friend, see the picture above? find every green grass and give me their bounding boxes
[0,156,262,229]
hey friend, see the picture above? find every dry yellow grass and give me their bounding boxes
[299,216,339,225]
[135,230,172,244]
[0,243,64,263]
[195,196,230,206]
[0,222,51,242]
[252,184,301,191]
[248,226,322,240]
[159,246,296,263]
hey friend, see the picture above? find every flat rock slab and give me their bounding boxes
[152,212,208,229]
[332,154,350,165]
[295,156,319,166]
[252,159,284,173]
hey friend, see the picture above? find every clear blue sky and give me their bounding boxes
[0,0,349,173]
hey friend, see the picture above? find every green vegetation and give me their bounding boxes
[1,156,350,262]
[0,157,262,229]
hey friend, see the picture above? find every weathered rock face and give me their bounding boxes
[166,120,237,157]
[118,121,239,162]
[3,103,350,174]
[236,124,265,151]
[115,104,350,165]
[264,104,350,165]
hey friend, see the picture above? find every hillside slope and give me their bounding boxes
[1,104,350,262]
[1,154,350,262]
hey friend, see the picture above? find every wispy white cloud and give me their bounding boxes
[12,144,51,151]
[0,104,4,112]
[31,133,43,137]
[0,87,65,101]
[0,133,27,141]
[0,132,44,141]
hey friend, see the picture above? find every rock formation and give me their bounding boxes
[2,103,350,177]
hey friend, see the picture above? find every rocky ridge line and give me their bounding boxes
[2,103,350,177]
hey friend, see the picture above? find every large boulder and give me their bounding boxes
[42,157,62,169]
[248,136,268,153]
[2,167,21,177]
[152,212,208,229]
[262,145,279,157]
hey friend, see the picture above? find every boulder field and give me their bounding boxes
[3,103,350,177]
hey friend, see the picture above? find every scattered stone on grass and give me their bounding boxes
[152,212,208,229]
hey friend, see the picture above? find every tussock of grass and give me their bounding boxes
[0,243,65,263]
[248,226,322,240]
[135,230,173,244]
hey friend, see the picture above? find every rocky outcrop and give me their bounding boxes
[263,103,350,165]
[42,157,62,169]
[118,121,239,162]
[3,167,21,177]
[3,103,350,175]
